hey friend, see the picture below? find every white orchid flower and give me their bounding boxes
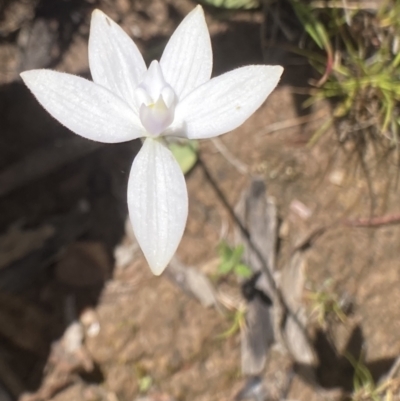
[20,6,283,276]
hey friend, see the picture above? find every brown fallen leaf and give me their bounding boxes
[279,252,317,377]
[241,297,274,375]
[165,257,218,308]
[235,178,278,375]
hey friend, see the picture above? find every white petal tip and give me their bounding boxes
[259,64,284,81]
[274,65,284,74]
[194,4,204,13]
[147,259,169,276]
[271,65,284,77]
[91,9,114,27]
[92,8,105,18]
[20,69,39,84]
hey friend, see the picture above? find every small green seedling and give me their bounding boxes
[138,375,153,393]
[134,363,153,394]
[217,307,246,339]
[306,280,347,328]
[214,241,252,338]
[216,241,252,279]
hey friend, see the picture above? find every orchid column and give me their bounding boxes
[20,6,283,275]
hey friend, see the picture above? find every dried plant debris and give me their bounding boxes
[235,178,278,375]
[234,376,266,401]
[235,178,317,390]
[241,296,274,376]
[20,319,94,401]
[165,257,218,308]
[279,252,317,381]
[235,177,278,294]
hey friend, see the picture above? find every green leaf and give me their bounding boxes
[138,376,152,393]
[216,309,245,339]
[217,241,232,260]
[289,0,330,52]
[231,244,244,263]
[218,261,234,275]
[199,0,259,9]
[168,140,198,174]
[234,263,252,278]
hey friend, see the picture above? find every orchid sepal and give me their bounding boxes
[127,138,188,275]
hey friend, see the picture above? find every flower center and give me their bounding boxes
[136,60,176,136]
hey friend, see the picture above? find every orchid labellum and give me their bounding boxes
[21,6,283,275]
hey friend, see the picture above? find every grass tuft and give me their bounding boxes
[289,0,400,151]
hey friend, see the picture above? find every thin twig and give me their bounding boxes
[211,137,249,174]
[344,213,400,227]
[378,355,400,385]
[310,0,381,10]
[256,109,328,136]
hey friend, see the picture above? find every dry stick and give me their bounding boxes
[210,138,249,175]
[345,213,400,227]
[291,225,329,253]
[256,109,327,136]
[378,355,400,387]
[310,0,382,10]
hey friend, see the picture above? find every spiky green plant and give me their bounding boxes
[290,0,400,147]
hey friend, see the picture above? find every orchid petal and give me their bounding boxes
[137,60,171,103]
[21,69,144,143]
[128,138,188,275]
[160,5,212,100]
[174,65,283,139]
[89,9,146,110]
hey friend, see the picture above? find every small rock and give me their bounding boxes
[114,241,138,269]
[289,199,313,220]
[63,321,84,353]
[329,169,345,186]
[80,308,100,338]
